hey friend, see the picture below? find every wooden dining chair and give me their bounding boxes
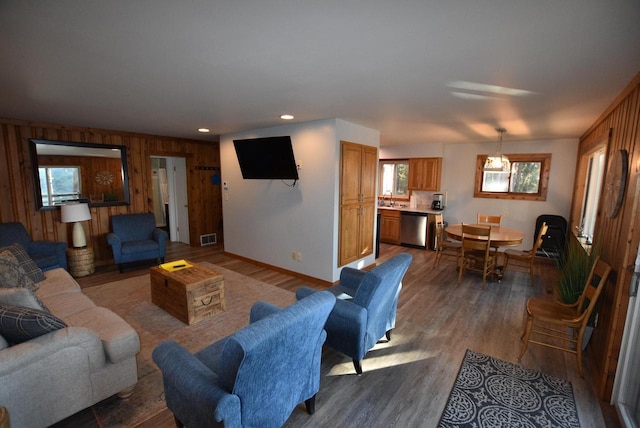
[503,222,548,285]
[432,213,461,268]
[518,257,611,376]
[477,214,502,226]
[477,214,502,259]
[457,223,495,289]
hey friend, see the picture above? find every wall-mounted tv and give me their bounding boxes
[233,136,299,180]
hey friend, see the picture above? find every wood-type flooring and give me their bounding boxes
[53,242,619,427]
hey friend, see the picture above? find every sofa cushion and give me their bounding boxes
[1,243,45,284]
[34,268,81,299]
[0,303,67,344]
[65,307,140,363]
[0,287,49,312]
[121,240,159,254]
[0,250,36,291]
[40,292,96,319]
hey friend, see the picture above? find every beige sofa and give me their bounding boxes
[0,268,140,427]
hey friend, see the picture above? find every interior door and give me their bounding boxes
[169,157,190,245]
[151,156,190,245]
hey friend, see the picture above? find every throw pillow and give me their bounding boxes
[1,243,45,284]
[0,304,66,344]
[0,333,8,350]
[0,250,36,291]
[0,287,50,312]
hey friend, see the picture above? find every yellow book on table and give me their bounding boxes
[159,260,193,272]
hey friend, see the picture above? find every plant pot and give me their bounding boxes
[569,326,594,351]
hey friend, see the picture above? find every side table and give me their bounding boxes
[67,247,95,277]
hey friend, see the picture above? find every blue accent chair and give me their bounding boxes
[152,291,336,428]
[0,222,67,271]
[296,253,413,374]
[107,213,168,272]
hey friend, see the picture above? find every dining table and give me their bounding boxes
[444,223,525,281]
[444,224,525,247]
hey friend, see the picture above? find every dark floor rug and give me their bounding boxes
[81,262,296,427]
[438,349,580,428]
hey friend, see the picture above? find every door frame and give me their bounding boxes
[150,155,190,244]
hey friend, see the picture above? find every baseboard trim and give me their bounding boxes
[223,251,337,287]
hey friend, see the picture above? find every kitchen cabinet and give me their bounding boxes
[379,209,401,244]
[408,157,442,191]
[339,141,377,266]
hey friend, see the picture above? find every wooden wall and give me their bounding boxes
[0,118,222,265]
[570,72,640,400]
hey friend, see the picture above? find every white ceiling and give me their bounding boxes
[1,1,639,146]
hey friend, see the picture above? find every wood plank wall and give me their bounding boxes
[0,118,222,265]
[570,72,640,400]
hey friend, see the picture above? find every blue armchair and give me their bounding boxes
[0,222,67,271]
[107,213,168,272]
[296,253,412,374]
[152,291,336,428]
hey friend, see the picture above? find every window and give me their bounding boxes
[379,160,409,198]
[579,148,606,239]
[474,153,551,201]
[38,166,82,206]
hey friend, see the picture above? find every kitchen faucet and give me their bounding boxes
[383,190,394,206]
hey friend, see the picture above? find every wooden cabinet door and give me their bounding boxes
[408,158,426,190]
[359,203,376,257]
[422,157,442,191]
[341,142,363,205]
[380,210,401,244]
[339,204,361,265]
[408,157,442,191]
[360,145,378,203]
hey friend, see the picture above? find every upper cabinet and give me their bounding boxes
[408,157,442,191]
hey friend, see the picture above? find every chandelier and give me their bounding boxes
[483,127,510,173]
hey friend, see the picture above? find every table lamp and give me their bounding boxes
[61,203,92,248]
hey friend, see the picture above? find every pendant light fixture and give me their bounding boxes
[484,127,510,173]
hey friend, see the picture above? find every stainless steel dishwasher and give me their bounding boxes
[400,211,428,249]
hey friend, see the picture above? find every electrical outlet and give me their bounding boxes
[291,251,302,262]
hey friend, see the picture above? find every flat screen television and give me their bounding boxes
[233,136,299,180]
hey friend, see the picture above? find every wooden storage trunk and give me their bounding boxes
[150,262,225,325]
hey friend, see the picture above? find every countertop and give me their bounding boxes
[378,204,444,215]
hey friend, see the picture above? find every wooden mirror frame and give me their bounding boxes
[29,138,130,210]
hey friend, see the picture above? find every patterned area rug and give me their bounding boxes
[82,263,296,427]
[438,350,580,428]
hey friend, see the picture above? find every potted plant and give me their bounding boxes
[555,239,599,350]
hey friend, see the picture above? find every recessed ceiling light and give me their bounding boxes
[198,128,210,133]
[280,114,294,120]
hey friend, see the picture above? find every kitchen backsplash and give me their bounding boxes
[411,190,446,207]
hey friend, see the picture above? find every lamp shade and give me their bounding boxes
[483,127,510,173]
[61,203,91,248]
[60,203,91,223]
[484,155,511,172]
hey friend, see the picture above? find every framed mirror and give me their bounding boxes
[29,138,130,210]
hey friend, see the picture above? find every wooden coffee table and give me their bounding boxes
[150,261,225,325]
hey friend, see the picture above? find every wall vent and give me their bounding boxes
[200,233,217,246]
